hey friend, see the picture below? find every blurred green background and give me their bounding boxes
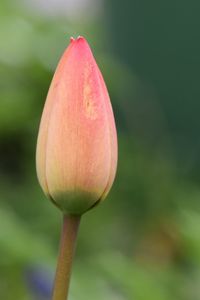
[1,0,200,299]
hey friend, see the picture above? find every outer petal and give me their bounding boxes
[36,41,74,196]
[45,38,112,213]
[96,68,118,200]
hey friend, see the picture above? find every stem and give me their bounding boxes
[52,214,81,300]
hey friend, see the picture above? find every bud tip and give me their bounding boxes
[70,36,84,43]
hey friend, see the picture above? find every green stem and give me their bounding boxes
[52,214,81,300]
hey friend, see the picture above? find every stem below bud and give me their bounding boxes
[52,214,81,300]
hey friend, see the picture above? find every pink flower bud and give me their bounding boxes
[36,36,118,215]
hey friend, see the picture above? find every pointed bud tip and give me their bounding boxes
[70,36,85,43]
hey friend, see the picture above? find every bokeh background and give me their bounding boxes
[1,0,200,299]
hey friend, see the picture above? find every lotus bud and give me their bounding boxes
[36,36,118,215]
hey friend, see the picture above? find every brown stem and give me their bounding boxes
[52,214,81,300]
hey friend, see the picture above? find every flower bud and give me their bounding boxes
[36,36,118,215]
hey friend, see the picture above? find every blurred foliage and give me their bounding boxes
[0,0,200,299]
